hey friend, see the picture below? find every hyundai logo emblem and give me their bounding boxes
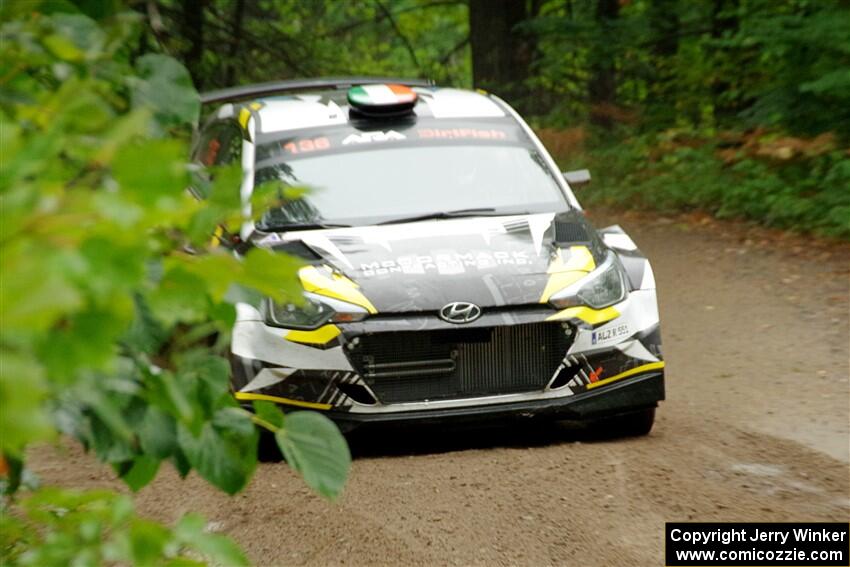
[439,301,482,324]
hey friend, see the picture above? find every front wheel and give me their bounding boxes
[257,429,284,462]
[593,407,656,438]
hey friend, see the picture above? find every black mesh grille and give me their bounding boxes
[554,221,589,243]
[349,323,570,403]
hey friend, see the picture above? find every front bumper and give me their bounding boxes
[230,289,665,423]
[326,371,664,431]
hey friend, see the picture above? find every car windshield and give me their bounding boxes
[254,125,568,229]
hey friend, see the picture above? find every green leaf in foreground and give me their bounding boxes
[118,455,161,492]
[177,408,258,495]
[274,411,351,500]
[174,513,249,567]
[5,488,236,566]
[253,400,285,429]
[132,53,200,127]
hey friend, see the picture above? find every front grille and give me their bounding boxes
[349,323,570,403]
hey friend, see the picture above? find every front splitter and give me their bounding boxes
[328,372,664,431]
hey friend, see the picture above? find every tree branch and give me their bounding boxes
[145,0,171,54]
[374,0,422,71]
[330,0,463,37]
[161,2,308,77]
[439,35,469,66]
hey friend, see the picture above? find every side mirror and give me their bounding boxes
[563,169,591,187]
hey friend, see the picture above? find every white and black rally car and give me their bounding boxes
[196,77,664,435]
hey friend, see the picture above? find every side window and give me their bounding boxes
[196,121,243,166]
[192,120,246,248]
[190,120,244,209]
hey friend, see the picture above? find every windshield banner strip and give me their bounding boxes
[255,119,532,163]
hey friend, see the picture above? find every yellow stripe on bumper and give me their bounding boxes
[586,361,665,390]
[234,392,332,410]
[546,305,620,325]
[284,324,340,345]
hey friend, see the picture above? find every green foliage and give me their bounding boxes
[1,4,351,565]
[519,0,850,237]
[562,130,850,238]
[0,488,248,566]
[275,411,352,501]
[527,0,850,138]
[247,401,351,499]
[736,2,850,136]
[149,0,470,89]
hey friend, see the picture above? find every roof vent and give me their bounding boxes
[347,84,418,118]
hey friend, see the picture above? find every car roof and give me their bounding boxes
[208,85,511,137]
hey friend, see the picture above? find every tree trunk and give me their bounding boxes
[710,0,740,124]
[647,0,680,127]
[224,0,246,86]
[588,0,620,129]
[179,0,207,89]
[649,0,679,58]
[468,0,534,112]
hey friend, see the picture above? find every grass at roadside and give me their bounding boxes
[540,128,850,240]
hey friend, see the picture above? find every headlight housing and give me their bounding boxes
[549,251,628,309]
[264,292,368,329]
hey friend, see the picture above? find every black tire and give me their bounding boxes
[257,429,284,462]
[593,407,656,438]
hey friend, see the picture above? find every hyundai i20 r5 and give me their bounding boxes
[195,77,664,435]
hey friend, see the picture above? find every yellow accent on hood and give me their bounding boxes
[539,246,597,303]
[298,266,378,314]
[560,246,596,272]
[545,305,619,325]
[284,324,341,345]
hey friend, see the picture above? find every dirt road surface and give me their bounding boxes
[30,209,850,566]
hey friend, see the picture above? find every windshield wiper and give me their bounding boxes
[259,221,352,231]
[377,207,522,225]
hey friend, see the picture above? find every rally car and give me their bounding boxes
[196,77,664,435]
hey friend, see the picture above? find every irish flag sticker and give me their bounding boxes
[348,84,418,108]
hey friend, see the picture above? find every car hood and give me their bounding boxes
[254,212,603,312]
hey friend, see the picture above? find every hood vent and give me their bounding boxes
[266,240,322,261]
[553,221,589,243]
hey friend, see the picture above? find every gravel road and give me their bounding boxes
[30,209,850,566]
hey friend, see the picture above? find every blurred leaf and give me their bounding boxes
[206,164,243,210]
[240,248,304,302]
[112,139,189,206]
[42,33,84,61]
[147,267,210,325]
[0,246,82,334]
[177,408,257,495]
[128,518,170,565]
[118,455,160,492]
[253,400,284,429]
[0,350,53,456]
[131,54,199,126]
[137,406,177,460]
[174,513,249,567]
[123,294,168,354]
[275,411,350,500]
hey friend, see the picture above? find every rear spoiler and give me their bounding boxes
[200,76,434,105]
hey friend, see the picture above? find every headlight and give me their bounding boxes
[264,292,368,329]
[549,251,628,309]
